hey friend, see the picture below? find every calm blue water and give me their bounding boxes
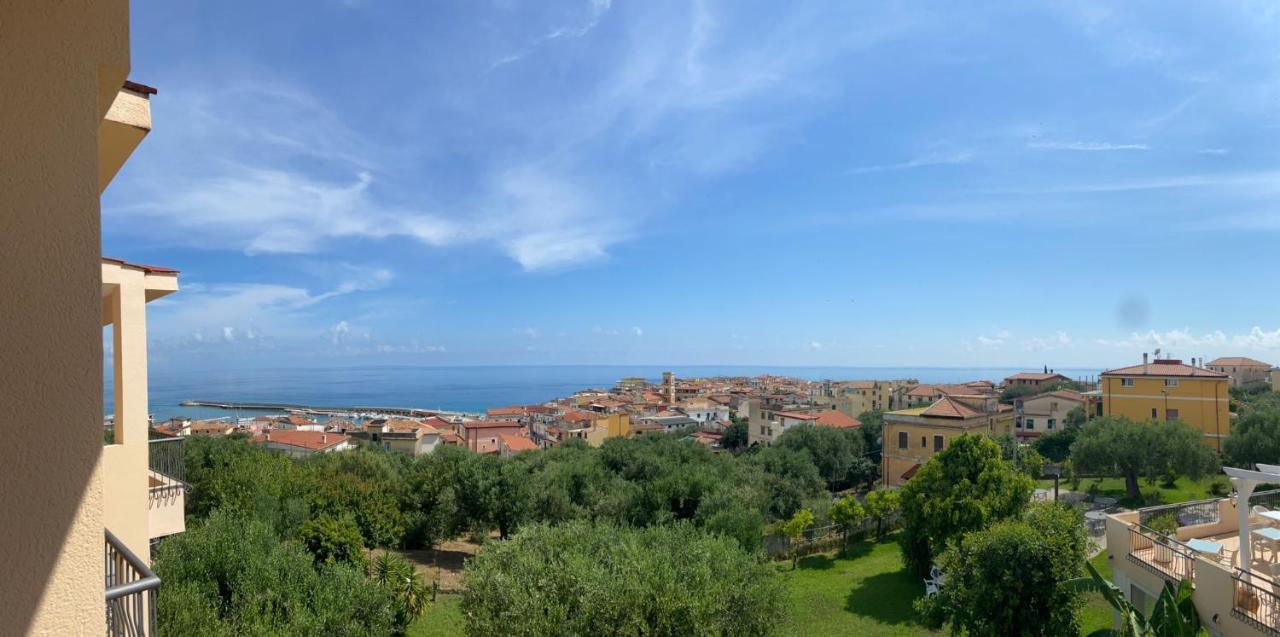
[105,365,1103,421]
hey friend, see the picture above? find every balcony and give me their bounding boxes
[147,436,187,540]
[105,529,158,636]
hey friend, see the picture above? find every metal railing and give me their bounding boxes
[148,436,187,499]
[1127,524,1194,582]
[1233,569,1280,635]
[105,530,158,636]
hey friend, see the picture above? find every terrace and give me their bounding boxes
[1107,467,1280,636]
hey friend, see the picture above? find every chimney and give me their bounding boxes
[1143,352,1149,375]
[321,434,328,444]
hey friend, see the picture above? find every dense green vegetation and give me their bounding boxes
[1070,416,1218,501]
[460,522,785,636]
[899,435,1033,576]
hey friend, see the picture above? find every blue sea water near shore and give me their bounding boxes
[106,365,1104,422]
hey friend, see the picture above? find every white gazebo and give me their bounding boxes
[1225,463,1280,576]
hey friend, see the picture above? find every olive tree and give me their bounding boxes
[1071,416,1218,501]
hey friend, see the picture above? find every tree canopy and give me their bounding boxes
[460,521,785,636]
[1070,416,1218,501]
[1224,408,1280,469]
[899,434,1033,576]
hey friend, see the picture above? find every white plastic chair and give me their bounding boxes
[924,579,939,597]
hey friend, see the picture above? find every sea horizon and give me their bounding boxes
[109,364,1105,422]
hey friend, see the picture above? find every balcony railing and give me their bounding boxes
[148,436,186,499]
[1233,570,1280,635]
[1126,524,1194,582]
[105,530,158,636]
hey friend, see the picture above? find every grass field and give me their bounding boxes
[408,595,464,637]
[408,541,1119,636]
[1039,475,1226,507]
[777,536,940,637]
[1077,551,1115,635]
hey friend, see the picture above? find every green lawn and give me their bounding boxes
[1038,475,1226,507]
[1077,551,1115,635]
[778,536,939,637]
[408,595,464,637]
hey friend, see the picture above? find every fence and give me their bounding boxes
[1233,569,1280,634]
[105,529,159,636]
[765,514,904,560]
[148,436,187,499]
[1125,524,1194,583]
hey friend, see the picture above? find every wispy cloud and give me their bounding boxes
[490,0,613,70]
[847,152,973,175]
[1027,140,1149,151]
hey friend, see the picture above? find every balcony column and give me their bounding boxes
[102,268,151,563]
[1234,477,1256,575]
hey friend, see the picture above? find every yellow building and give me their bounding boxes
[595,412,631,439]
[882,396,1014,487]
[2,3,180,634]
[1100,356,1229,449]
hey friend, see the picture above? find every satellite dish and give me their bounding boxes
[1154,348,1162,359]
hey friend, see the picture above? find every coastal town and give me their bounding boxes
[149,356,1261,470]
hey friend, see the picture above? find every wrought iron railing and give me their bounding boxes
[1233,569,1280,635]
[148,436,187,499]
[1127,524,1194,582]
[105,530,158,636]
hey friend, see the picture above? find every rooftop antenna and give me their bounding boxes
[1153,348,1162,360]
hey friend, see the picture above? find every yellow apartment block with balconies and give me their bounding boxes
[1100,356,1230,451]
[2,3,184,634]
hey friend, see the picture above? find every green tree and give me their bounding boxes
[1000,384,1040,403]
[1064,405,1087,428]
[918,503,1088,636]
[721,417,749,451]
[857,409,885,464]
[829,494,866,542]
[1224,408,1280,469]
[864,488,900,539]
[776,424,872,491]
[460,521,785,636]
[299,513,367,566]
[900,434,1033,576]
[781,508,815,568]
[1067,561,1204,636]
[1034,428,1079,463]
[369,552,430,634]
[1071,417,1219,502]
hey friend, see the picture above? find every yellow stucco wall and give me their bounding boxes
[881,413,1013,487]
[0,2,133,634]
[1101,375,1229,448]
[595,413,631,438]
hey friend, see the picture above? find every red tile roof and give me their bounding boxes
[1102,359,1226,378]
[1005,372,1068,382]
[901,464,921,480]
[487,406,526,417]
[814,410,861,429]
[921,397,983,419]
[499,433,538,453]
[1206,357,1271,368]
[101,256,179,275]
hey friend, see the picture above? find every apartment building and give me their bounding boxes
[254,430,355,458]
[2,4,182,633]
[1013,389,1085,439]
[1103,465,1280,636]
[1205,357,1272,389]
[1100,356,1229,449]
[882,396,1014,487]
[1003,371,1070,390]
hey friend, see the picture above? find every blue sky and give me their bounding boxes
[104,0,1280,370]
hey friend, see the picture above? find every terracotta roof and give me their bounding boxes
[1102,359,1227,378]
[487,406,526,417]
[906,384,939,397]
[1005,372,1068,382]
[814,410,861,429]
[921,397,983,419]
[901,464,921,480]
[101,257,179,275]
[499,433,538,453]
[775,410,822,421]
[1025,389,1084,403]
[122,80,158,95]
[1206,357,1271,368]
[439,431,463,444]
[465,420,524,430]
[256,430,350,451]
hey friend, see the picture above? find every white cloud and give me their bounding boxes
[974,329,1012,348]
[808,341,823,351]
[1028,140,1149,151]
[848,152,973,175]
[518,326,542,339]
[1095,328,1228,350]
[1022,331,1072,352]
[632,326,644,337]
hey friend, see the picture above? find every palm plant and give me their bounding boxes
[1067,561,1205,637]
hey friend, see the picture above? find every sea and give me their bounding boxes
[105,365,1105,422]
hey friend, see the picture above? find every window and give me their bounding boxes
[1047,419,1056,430]
[920,436,926,448]
[933,435,944,452]
[1121,378,1135,387]
[1166,409,1179,421]
[1151,408,1158,420]
[1025,418,1035,430]
[1164,379,1178,388]
[898,431,908,449]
